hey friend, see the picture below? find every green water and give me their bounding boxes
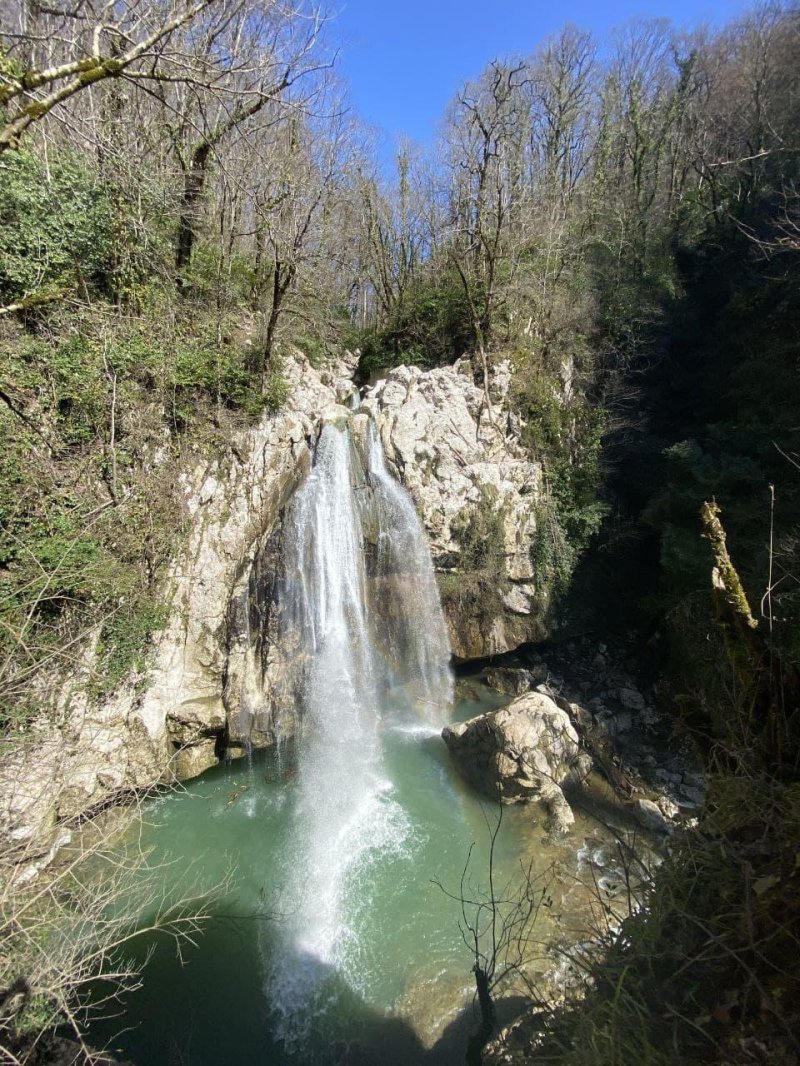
[89,688,617,1065]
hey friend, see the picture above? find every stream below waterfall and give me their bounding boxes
[88,685,640,1066]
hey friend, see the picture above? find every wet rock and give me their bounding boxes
[455,677,490,702]
[482,665,542,695]
[172,740,218,779]
[632,798,673,835]
[608,710,633,735]
[618,687,646,711]
[678,784,705,807]
[442,691,591,833]
[362,360,544,658]
[655,768,682,786]
[683,772,706,789]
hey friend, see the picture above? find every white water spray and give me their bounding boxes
[268,418,452,1040]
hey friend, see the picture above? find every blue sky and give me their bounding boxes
[331,0,755,151]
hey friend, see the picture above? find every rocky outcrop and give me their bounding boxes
[442,691,591,833]
[0,353,551,868]
[363,360,543,658]
[0,351,353,869]
[0,679,166,877]
[138,353,354,764]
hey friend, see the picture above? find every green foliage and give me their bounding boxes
[185,245,257,310]
[353,267,474,380]
[293,332,328,368]
[0,294,269,722]
[512,361,609,606]
[96,599,170,696]
[263,366,290,412]
[0,148,113,303]
[12,994,59,1039]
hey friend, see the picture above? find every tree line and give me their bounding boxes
[1,2,797,373]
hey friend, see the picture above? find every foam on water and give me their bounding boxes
[389,723,444,740]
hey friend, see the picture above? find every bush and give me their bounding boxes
[0,149,113,305]
[512,360,608,606]
[353,266,474,380]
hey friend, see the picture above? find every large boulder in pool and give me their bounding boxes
[442,691,591,833]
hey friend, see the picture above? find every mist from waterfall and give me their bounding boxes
[268,419,453,1044]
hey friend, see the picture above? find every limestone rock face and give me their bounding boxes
[1,352,548,866]
[0,680,167,874]
[0,351,346,869]
[442,692,591,833]
[362,360,543,658]
[137,350,344,765]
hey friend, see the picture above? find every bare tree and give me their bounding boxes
[0,785,228,1065]
[433,805,554,1065]
[0,0,218,154]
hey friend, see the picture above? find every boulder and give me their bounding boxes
[442,692,591,833]
[632,798,673,835]
[172,739,219,780]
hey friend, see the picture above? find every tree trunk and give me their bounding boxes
[467,964,496,1066]
[175,142,212,283]
[261,263,295,374]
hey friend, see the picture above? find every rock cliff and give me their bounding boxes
[363,360,543,658]
[1,353,550,867]
[0,351,352,869]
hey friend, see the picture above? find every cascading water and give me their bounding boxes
[366,420,454,719]
[268,418,453,1045]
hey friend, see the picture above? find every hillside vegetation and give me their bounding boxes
[1,1,799,1063]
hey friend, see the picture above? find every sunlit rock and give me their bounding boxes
[442,691,591,833]
[362,359,545,658]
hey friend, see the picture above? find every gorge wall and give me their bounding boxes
[0,352,544,868]
[364,360,543,659]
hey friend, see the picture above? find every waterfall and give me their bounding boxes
[267,418,452,1042]
[365,421,454,717]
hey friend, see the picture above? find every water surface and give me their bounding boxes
[89,686,622,1065]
